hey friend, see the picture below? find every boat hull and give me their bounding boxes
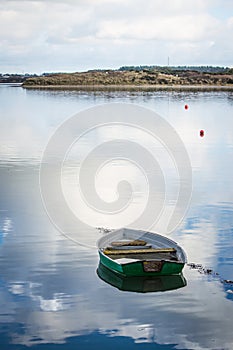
[99,249,185,277]
[97,263,187,292]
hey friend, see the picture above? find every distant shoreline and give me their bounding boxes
[22,68,233,90]
[23,84,233,91]
[0,83,23,86]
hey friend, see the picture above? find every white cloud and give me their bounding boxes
[96,14,219,41]
[0,0,232,72]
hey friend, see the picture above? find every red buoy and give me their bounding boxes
[184,104,189,110]
[200,130,204,137]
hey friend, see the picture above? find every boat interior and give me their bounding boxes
[102,239,179,262]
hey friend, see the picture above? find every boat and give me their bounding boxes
[97,228,187,277]
[97,263,187,293]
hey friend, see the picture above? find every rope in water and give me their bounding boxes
[187,263,233,292]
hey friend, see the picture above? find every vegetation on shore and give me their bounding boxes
[23,66,233,87]
[0,73,37,84]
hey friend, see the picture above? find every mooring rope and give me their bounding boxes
[187,263,233,292]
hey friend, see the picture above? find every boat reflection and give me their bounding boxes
[97,263,187,293]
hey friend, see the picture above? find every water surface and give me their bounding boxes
[0,85,233,349]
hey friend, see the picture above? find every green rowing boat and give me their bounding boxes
[97,228,187,277]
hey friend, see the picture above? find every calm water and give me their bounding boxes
[1,85,233,350]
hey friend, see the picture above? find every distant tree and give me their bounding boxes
[118,65,229,74]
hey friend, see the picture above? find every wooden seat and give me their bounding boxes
[103,247,177,255]
[111,239,147,247]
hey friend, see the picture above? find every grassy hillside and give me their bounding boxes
[23,69,233,87]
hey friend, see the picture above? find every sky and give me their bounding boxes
[0,0,233,73]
